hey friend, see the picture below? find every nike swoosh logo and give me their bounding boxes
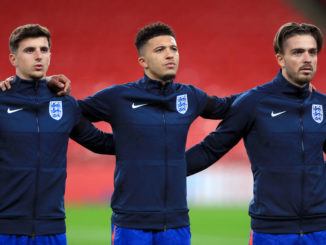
[7,108,23,114]
[271,111,286,117]
[132,103,148,109]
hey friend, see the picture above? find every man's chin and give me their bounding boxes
[298,74,314,84]
[30,73,45,80]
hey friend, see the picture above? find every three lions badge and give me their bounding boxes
[176,94,188,114]
[49,101,63,120]
[312,104,323,124]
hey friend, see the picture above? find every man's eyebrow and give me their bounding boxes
[153,45,166,50]
[23,46,36,50]
[290,47,317,52]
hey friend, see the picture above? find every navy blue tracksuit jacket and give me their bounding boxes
[78,75,234,230]
[187,72,326,234]
[0,76,113,235]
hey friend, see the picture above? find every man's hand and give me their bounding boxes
[0,76,14,91]
[0,75,71,96]
[47,74,71,96]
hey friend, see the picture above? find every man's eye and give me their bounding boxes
[155,48,164,52]
[292,50,303,55]
[41,47,49,53]
[24,48,34,53]
[309,50,317,56]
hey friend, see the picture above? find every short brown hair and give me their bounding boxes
[9,24,51,53]
[135,22,176,51]
[273,22,323,54]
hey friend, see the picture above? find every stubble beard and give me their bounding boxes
[285,68,314,87]
[295,72,315,86]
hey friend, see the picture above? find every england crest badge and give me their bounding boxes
[176,94,188,114]
[312,104,323,123]
[49,101,63,120]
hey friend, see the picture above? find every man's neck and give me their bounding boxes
[16,73,45,81]
[145,74,172,85]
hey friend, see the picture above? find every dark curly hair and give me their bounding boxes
[135,22,176,52]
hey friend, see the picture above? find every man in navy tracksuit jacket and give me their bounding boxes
[78,22,235,244]
[186,23,326,244]
[0,24,114,244]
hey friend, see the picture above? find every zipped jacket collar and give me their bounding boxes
[273,71,311,99]
[11,76,47,96]
[137,75,177,95]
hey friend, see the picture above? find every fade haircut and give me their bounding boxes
[9,24,51,53]
[135,22,176,53]
[273,22,323,54]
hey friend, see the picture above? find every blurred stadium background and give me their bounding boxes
[0,0,325,244]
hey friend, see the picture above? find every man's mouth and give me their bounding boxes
[299,66,313,72]
[34,64,43,70]
[165,62,176,68]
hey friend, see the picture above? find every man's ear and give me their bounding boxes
[275,53,285,68]
[9,53,16,67]
[138,56,148,69]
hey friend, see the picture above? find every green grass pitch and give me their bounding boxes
[66,205,250,244]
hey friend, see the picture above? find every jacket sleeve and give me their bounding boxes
[78,87,114,122]
[70,115,115,154]
[186,92,254,176]
[190,85,238,119]
[200,94,240,119]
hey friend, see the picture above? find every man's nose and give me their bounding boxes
[34,50,42,60]
[165,49,174,58]
[303,52,312,63]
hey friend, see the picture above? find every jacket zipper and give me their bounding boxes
[32,81,41,236]
[160,85,168,230]
[162,110,167,231]
[299,102,305,233]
